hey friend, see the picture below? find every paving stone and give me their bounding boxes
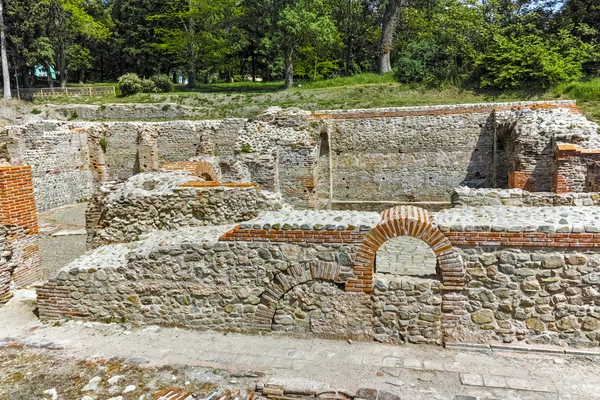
[460,373,484,387]
[482,375,507,388]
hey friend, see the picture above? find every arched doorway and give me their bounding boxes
[347,206,467,344]
[374,235,442,344]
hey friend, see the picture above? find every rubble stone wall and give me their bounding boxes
[0,227,12,306]
[37,230,373,340]
[452,187,600,207]
[86,173,290,248]
[4,101,597,212]
[38,205,600,347]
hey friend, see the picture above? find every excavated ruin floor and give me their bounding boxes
[38,203,88,280]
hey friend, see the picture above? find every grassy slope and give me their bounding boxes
[32,74,600,123]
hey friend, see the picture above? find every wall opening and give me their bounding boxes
[200,172,214,181]
[375,236,439,279]
[315,131,331,209]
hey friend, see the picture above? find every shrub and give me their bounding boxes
[118,73,143,96]
[141,79,158,93]
[473,31,595,89]
[151,74,174,93]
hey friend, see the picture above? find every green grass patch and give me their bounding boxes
[300,73,396,89]
[555,78,600,102]
[29,73,600,124]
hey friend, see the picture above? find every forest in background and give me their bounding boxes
[0,0,599,92]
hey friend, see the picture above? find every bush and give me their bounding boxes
[473,31,595,89]
[151,74,174,93]
[118,73,143,96]
[140,79,158,93]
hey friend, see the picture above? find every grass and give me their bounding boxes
[31,75,600,123]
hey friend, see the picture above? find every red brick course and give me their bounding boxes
[0,166,41,300]
[162,161,219,182]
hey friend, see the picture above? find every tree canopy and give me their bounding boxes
[0,0,598,91]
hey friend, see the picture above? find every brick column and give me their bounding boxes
[0,166,42,288]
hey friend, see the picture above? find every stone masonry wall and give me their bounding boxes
[37,228,372,340]
[0,227,12,306]
[86,173,290,248]
[372,277,442,345]
[452,187,600,207]
[5,101,597,212]
[3,123,93,211]
[460,248,600,347]
[37,204,600,347]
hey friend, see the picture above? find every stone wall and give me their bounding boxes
[3,123,93,211]
[0,226,12,306]
[37,227,372,340]
[460,248,600,347]
[5,101,598,213]
[37,204,600,348]
[86,172,290,248]
[372,277,442,344]
[452,187,600,207]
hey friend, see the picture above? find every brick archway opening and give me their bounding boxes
[347,206,466,343]
[346,206,464,292]
[161,161,219,182]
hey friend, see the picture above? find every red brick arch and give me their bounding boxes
[161,161,219,182]
[345,206,465,293]
[252,261,341,331]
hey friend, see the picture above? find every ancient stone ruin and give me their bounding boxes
[3,100,600,348]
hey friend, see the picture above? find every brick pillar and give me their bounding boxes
[0,166,42,289]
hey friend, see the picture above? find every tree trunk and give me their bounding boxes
[188,56,196,88]
[251,51,256,82]
[21,67,31,88]
[59,44,67,88]
[0,0,11,100]
[378,0,401,74]
[284,47,293,89]
[46,65,53,88]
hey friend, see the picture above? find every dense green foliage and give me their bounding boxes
[0,0,599,91]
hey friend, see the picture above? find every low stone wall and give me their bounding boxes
[86,172,290,248]
[452,187,600,207]
[373,277,442,344]
[459,248,600,347]
[36,205,600,348]
[38,226,372,339]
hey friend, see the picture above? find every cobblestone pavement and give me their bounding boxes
[1,291,600,400]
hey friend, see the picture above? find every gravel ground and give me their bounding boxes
[0,347,256,400]
[38,203,88,280]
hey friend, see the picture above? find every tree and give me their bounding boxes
[378,0,401,73]
[149,0,240,88]
[271,0,339,88]
[0,0,10,99]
